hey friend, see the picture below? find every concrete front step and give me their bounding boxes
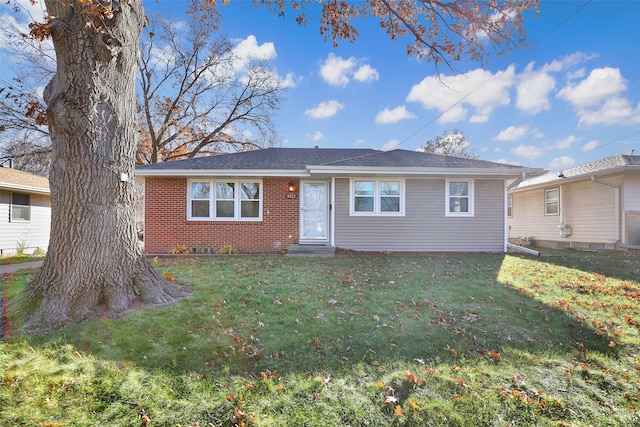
[286,244,335,257]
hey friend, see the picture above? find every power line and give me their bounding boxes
[385,0,593,151]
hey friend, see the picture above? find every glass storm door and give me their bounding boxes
[300,181,329,242]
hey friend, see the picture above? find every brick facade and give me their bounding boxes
[144,177,300,254]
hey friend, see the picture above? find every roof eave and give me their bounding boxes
[510,164,640,192]
[0,183,50,194]
[307,166,543,177]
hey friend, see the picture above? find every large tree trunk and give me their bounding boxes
[19,0,188,332]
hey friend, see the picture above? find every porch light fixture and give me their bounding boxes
[286,181,297,194]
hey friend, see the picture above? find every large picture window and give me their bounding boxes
[350,178,404,216]
[188,179,262,220]
[544,188,559,216]
[11,192,31,222]
[445,179,474,217]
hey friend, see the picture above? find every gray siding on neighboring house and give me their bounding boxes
[0,190,51,255]
[509,180,617,244]
[333,178,506,252]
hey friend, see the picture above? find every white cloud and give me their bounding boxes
[320,53,356,86]
[354,138,366,146]
[305,131,324,141]
[375,106,416,124]
[581,140,600,153]
[381,140,400,151]
[548,156,575,172]
[493,125,530,142]
[353,64,379,83]
[556,67,640,126]
[542,52,597,73]
[517,63,556,114]
[558,67,627,107]
[406,65,515,124]
[232,35,276,71]
[279,72,301,89]
[319,53,378,87]
[511,144,545,160]
[304,100,345,119]
[544,135,578,150]
[577,97,640,126]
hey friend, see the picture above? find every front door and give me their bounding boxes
[299,181,329,243]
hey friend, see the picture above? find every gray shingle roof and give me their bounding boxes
[514,154,640,189]
[136,147,534,172]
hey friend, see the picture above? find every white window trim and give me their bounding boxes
[349,177,405,216]
[507,195,513,218]
[544,188,560,216]
[187,179,263,221]
[445,179,474,217]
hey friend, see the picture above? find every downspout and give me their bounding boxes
[590,175,621,245]
[330,177,335,248]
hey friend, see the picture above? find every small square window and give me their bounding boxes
[11,192,31,221]
[446,179,474,217]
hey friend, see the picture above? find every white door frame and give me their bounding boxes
[299,180,330,244]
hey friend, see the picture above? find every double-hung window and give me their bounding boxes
[188,179,262,220]
[507,196,513,218]
[350,178,404,216]
[544,188,559,216]
[10,192,31,222]
[445,179,474,217]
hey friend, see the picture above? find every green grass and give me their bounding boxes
[0,254,45,266]
[2,251,640,426]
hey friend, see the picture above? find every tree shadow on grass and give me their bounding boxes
[8,253,622,376]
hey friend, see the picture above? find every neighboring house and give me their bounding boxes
[0,165,51,255]
[508,154,640,251]
[136,148,542,254]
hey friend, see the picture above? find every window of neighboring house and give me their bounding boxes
[446,179,474,216]
[188,179,262,220]
[545,188,559,215]
[350,178,404,216]
[507,195,513,218]
[10,192,31,221]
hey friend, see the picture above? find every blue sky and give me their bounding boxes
[2,1,639,172]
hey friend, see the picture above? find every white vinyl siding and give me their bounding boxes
[509,181,617,243]
[0,190,51,255]
[187,179,262,221]
[336,178,505,252]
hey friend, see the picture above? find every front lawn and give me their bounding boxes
[1,251,639,426]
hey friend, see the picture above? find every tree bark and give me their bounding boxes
[19,0,188,332]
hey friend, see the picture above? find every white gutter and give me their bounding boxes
[308,165,543,177]
[0,184,50,194]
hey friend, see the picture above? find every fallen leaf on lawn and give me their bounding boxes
[377,381,385,389]
[394,405,403,417]
[408,398,419,412]
[404,370,419,385]
[314,312,325,319]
